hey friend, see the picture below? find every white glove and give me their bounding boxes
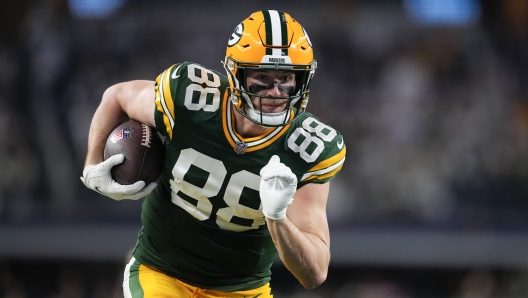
[259,155,297,220]
[80,154,157,201]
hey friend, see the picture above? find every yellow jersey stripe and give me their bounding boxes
[302,162,344,182]
[222,99,293,152]
[231,111,276,143]
[231,111,292,152]
[249,122,291,151]
[154,65,177,140]
[154,75,173,139]
[222,93,236,148]
[162,65,176,124]
[301,153,346,181]
[308,145,347,172]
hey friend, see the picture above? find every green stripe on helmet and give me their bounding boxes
[278,11,288,56]
[263,11,273,55]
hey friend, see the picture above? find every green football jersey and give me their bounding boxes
[132,62,346,291]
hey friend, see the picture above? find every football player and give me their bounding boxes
[81,10,346,297]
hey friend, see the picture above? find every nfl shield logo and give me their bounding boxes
[111,127,133,143]
[123,127,132,138]
[234,141,247,154]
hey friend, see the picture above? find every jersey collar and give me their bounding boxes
[222,94,291,153]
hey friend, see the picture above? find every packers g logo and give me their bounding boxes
[228,23,244,47]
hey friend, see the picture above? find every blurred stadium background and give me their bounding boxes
[1,0,528,297]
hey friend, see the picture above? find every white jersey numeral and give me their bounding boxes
[170,149,264,232]
[287,118,337,162]
[184,64,221,112]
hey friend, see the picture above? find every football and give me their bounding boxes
[104,120,165,185]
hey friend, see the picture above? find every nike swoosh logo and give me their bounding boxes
[94,186,104,195]
[337,138,344,149]
[171,65,182,79]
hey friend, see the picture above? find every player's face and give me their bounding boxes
[245,70,296,113]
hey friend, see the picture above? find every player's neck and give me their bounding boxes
[233,109,272,138]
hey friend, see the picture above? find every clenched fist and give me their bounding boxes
[259,155,297,220]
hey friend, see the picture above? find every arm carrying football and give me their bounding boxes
[81,80,158,200]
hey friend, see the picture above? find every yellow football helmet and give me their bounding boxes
[223,10,317,127]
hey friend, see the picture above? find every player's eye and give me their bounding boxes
[281,75,294,83]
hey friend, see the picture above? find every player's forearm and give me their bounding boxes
[267,217,330,290]
[84,85,129,167]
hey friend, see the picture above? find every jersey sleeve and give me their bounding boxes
[154,63,184,142]
[299,130,346,185]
